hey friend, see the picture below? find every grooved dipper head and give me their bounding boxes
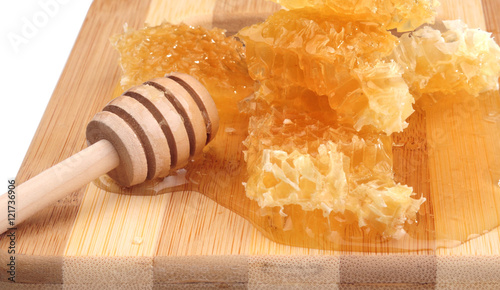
[86,72,219,187]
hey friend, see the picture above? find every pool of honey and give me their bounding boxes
[94,89,500,253]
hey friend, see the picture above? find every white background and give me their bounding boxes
[0,0,94,183]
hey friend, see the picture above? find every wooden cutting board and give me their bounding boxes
[1,0,500,288]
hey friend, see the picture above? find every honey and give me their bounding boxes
[111,22,255,119]
[237,8,414,134]
[102,3,500,251]
[269,0,438,32]
[390,20,500,105]
[242,97,424,240]
[426,91,500,244]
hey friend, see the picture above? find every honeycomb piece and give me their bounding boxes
[269,0,439,32]
[389,20,500,103]
[111,22,255,107]
[243,100,425,238]
[349,61,415,133]
[238,8,414,134]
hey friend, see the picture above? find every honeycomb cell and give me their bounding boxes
[238,8,414,134]
[269,0,439,32]
[111,22,255,111]
[389,20,500,105]
[243,99,425,239]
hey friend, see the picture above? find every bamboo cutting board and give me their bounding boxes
[1,0,500,288]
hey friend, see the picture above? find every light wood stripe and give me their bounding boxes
[145,0,218,26]
[154,191,255,256]
[436,0,486,29]
[64,184,169,256]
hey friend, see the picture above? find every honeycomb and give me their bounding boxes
[389,20,500,104]
[111,22,255,110]
[237,8,414,134]
[242,96,424,239]
[269,0,439,32]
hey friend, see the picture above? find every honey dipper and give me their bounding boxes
[0,72,219,234]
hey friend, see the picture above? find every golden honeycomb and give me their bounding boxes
[238,8,415,134]
[389,20,500,105]
[111,22,255,113]
[242,97,425,238]
[269,0,439,32]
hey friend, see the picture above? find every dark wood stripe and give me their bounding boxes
[166,75,212,144]
[103,104,156,180]
[212,0,280,36]
[124,91,177,169]
[145,81,197,157]
[482,0,500,43]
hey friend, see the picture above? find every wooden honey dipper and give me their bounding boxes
[0,72,219,234]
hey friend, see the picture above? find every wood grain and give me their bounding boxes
[1,0,500,285]
[0,0,152,258]
[146,0,218,26]
[427,91,500,246]
[482,0,500,39]
[437,0,486,29]
[64,184,170,256]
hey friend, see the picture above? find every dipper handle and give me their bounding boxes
[0,139,119,234]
